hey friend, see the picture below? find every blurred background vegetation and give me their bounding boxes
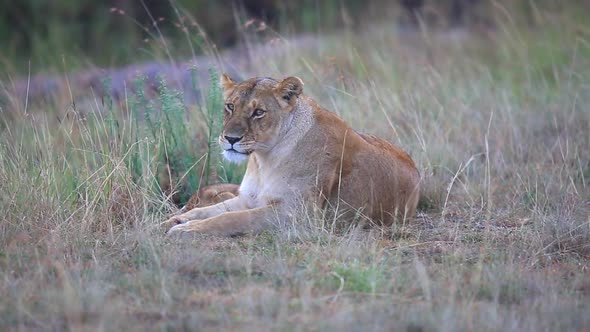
[4,0,587,74]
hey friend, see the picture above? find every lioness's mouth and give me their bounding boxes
[222,148,251,163]
[226,148,251,155]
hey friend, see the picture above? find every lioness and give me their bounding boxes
[163,75,420,236]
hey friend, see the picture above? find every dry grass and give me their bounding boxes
[1,4,590,331]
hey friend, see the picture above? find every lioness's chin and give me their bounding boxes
[223,150,250,164]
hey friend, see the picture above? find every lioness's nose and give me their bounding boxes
[225,135,242,145]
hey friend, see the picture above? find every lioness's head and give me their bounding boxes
[219,74,304,163]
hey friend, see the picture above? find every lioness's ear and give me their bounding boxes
[274,76,304,105]
[220,73,236,99]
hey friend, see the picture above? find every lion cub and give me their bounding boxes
[180,183,240,212]
[163,75,420,236]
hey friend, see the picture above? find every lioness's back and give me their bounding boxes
[310,106,420,224]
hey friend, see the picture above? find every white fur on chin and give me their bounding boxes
[222,150,250,163]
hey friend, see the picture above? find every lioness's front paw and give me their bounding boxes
[166,223,199,237]
[166,222,208,237]
[166,223,185,236]
[160,216,188,233]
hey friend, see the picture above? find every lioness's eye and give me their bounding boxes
[252,109,266,118]
[225,103,234,114]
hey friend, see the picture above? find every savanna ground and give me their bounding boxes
[1,2,590,331]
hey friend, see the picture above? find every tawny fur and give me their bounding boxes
[162,75,420,236]
[180,183,240,212]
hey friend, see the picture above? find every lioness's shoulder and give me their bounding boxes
[358,133,417,169]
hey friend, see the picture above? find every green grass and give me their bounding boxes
[1,3,590,331]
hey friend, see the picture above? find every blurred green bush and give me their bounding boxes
[1,0,586,74]
[1,0,496,73]
[0,0,367,71]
